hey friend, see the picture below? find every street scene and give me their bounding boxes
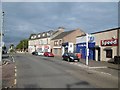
[0,0,120,89]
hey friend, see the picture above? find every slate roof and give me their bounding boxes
[51,30,75,40]
[29,30,58,40]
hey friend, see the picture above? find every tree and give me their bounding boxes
[16,39,28,51]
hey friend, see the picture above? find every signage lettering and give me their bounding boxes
[101,39,118,46]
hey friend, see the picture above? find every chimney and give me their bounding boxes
[58,27,64,32]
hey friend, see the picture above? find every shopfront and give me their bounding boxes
[100,38,118,61]
[62,42,74,55]
[76,35,95,60]
[36,45,50,53]
[92,28,119,61]
[76,42,95,60]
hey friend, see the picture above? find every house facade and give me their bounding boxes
[28,27,64,53]
[51,29,85,56]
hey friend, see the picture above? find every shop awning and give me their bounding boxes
[90,45,100,50]
[103,47,112,51]
[62,42,68,46]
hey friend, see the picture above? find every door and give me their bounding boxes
[98,48,100,61]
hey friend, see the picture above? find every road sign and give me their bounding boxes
[88,34,94,42]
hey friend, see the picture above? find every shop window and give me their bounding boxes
[59,40,62,45]
[106,50,112,58]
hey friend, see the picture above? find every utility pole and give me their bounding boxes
[0,3,4,62]
[86,33,89,65]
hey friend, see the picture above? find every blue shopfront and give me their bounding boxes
[76,42,95,60]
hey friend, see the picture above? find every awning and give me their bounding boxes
[103,47,112,51]
[62,42,68,46]
[90,45,100,50]
[94,45,100,49]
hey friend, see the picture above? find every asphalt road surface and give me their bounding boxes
[13,53,118,88]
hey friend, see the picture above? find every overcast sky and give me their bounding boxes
[2,2,118,47]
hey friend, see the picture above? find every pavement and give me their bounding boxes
[2,54,16,88]
[55,56,119,78]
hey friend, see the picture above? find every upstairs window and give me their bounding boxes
[59,40,62,45]
[47,33,50,36]
[42,33,45,37]
[38,35,41,38]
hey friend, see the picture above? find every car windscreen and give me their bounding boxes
[69,53,76,57]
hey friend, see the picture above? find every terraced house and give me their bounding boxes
[51,28,85,56]
[28,27,64,53]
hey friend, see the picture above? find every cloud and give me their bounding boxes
[2,0,119,2]
[2,2,118,46]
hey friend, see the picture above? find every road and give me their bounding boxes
[13,53,118,88]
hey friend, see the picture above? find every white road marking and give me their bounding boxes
[15,69,17,73]
[100,72,112,76]
[89,66,107,69]
[15,73,17,77]
[14,79,17,85]
[15,66,17,69]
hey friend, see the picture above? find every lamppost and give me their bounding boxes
[86,33,89,65]
[0,9,4,62]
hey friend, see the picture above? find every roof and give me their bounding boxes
[51,30,75,40]
[76,27,120,38]
[91,27,120,34]
[29,30,55,40]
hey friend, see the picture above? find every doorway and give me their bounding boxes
[97,48,100,61]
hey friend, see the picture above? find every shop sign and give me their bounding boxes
[44,45,49,49]
[88,34,95,42]
[78,44,86,47]
[101,39,118,46]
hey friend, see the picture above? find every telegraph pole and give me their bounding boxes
[0,2,3,62]
[86,33,89,65]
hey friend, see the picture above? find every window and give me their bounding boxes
[34,36,36,38]
[54,41,58,46]
[59,40,62,45]
[38,35,41,37]
[31,36,34,39]
[47,33,50,36]
[106,50,112,58]
[42,33,45,37]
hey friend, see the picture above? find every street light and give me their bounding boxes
[86,33,89,65]
[0,9,4,62]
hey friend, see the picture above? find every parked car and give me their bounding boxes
[37,52,44,56]
[62,53,79,62]
[32,51,38,55]
[44,52,54,57]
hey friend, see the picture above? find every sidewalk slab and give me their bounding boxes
[2,62,15,88]
[79,59,119,69]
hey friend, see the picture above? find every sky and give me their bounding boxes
[2,1,118,47]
